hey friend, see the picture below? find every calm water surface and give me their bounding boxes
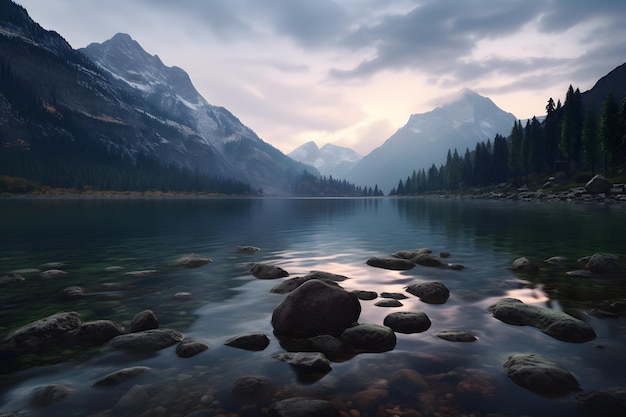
[1,197,625,417]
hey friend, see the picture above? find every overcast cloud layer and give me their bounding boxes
[18,0,626,154]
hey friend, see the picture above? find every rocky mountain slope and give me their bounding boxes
[0,0,313,194]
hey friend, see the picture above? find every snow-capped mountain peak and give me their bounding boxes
[289,141,362,178]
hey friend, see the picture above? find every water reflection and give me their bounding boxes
[1,197,625,417]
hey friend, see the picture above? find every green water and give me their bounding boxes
[1,197,625,417]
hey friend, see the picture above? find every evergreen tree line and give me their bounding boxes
[293,170,383,196]
[390,86,626,195]
[0,58,256,195]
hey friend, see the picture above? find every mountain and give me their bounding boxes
[0,0,313,194]
[580,62,626,114]
[288,141,362,178]
[346,89,517,192]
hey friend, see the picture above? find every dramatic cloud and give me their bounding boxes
[17,0,626,155]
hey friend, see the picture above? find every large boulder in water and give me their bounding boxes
[489,298,596,343]
[341,323,396,353]
[251,263,289,279]
[406,282,450,304]
[1,311,82,351]
[271,279,360,337]
[72,320,125,345]
[503,353,579,397]
[584,253,626,273]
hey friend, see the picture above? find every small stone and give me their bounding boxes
[225,333,270,351]
[40,269,68,279]
[130,310,159,332]
[176,340,209,358]
[251,263,289,279]
[380,292,408,300]
[123,270,158,278]
[173,292,193,300]
[237,245,260,252]
[511,257,539,273]
[503,353,579,397]
[341,323,396,353]
[383,312,431,334]
[406,281,450,304]
[352,290,378,300]
[175,253,212,268]
[231,375,276,404]
[273,352,332,372]
[366,257,415,270]
[374,299,403,307]
[59,286,83,299]
[436,330,477,342]
[0,273,25,285]
[108,328,183,352]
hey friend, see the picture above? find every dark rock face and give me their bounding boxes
[585,174,612,194]
[383,312,431,334]
[406,282,450,304]
[108,328,183,352]
[130,310,159,333]
[267,397,340,417]
[225,333,270,351]
[489,298,596,343]
[366,257,415,270]
[176,340,209,358]
[271,279,361,337]
[503,353,579,397]
[251,263,289,279]
[340,324,396,353]
[1,311,82,351]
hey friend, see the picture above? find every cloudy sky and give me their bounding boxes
[18,0,626,155]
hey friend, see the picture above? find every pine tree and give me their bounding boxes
[600,92,621,176]
[582,109,600,174]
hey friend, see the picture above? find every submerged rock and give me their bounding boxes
[273,352,332,372]
[108,328,183,352]
[392,249,432,259]
[32,384,74,407]
[59,286,83,299]
[237,245,260,253]
[503,353,579,397]
[1,311,82,351]
[352,290,378,300]
[123,270,158,278]
[225,333,270,351]
[175,253,212,268]
[366,256,415,270]
[0,273,25,285]
[231,375,276,404]
[272,279,360,337]
[267,397,339,417]
[383,311,431,334]
[251,263,289,279]
[576,387,626,415]
[406,281,450,304]
[489,298,596,343]
[92,366,151,387]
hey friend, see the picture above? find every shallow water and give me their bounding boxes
[1,197,625,417]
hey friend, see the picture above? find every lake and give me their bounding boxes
[1,197,625,417]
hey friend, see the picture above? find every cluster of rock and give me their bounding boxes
[458,174,626,203]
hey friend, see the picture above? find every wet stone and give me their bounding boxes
[383,311,431,334]
[436,330,477,342]
[251,263,289,279]
[92,366,151,387]
[352,290,378,300]
[225,333,270,351]
[176,340,209,358]
[374,299,403,307]
[503,353,579,397]
[366,256,415,270]
[406,281,450,304]
[32,384,74,407]
[380,292,408,300]
[130,309,159,332]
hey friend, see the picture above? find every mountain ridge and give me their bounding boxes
[288,141,362,178]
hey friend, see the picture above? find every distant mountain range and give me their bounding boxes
[345,89,517,192]
[288,141,362,179]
